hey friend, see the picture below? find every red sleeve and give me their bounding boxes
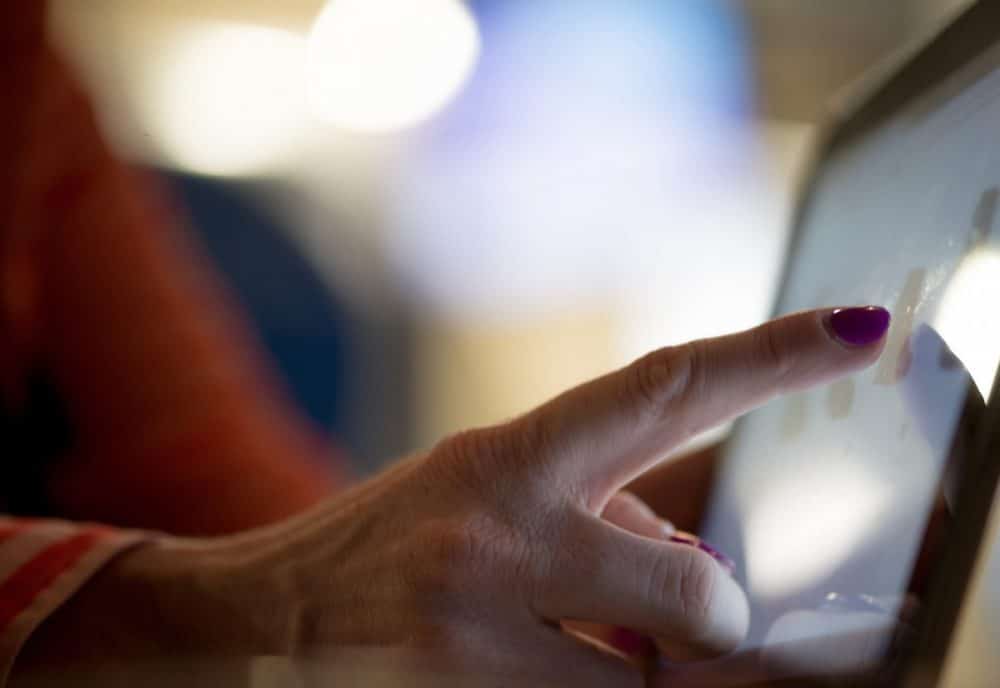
[0,517,146,684]
[1,3,349,535]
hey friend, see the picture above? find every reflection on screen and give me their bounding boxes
[700,42,1000,681]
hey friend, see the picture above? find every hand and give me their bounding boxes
[653,594,918,688]
[14,307,889,687]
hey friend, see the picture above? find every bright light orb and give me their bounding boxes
[935,248,1000,399]
[746,465,892,599]
[307,0,480,133]
[147,23,309,177]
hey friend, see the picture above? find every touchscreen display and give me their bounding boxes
[700,42,1000,681]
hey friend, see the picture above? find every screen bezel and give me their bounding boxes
[709,2,1000,685]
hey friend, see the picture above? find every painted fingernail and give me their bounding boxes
[669,532,736,576]
[609,627,652,656]
[695,540,736,577]
[828,306,891,347]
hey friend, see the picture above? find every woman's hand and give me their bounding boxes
[13,307,889,687]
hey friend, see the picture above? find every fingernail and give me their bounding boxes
[608,627,652,656]
[695,540,736,577]
[669,532,736,576]
[660,520,676,538]
[828,306,891,347]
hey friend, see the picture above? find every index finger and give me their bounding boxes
[520,306,890,504]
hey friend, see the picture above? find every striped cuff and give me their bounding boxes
[0,518,146,684]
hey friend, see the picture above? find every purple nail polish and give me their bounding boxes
[828,306,891,347]
[695,540,736,577]
[669,533,736,576]
[608,627,652,656]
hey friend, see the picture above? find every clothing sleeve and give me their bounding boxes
[1,3,349,536]
[0,517,144,684]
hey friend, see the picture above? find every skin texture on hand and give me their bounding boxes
[11,307,889,687]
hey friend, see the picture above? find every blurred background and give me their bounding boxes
[48,0,995,683]
[48,0,975,465]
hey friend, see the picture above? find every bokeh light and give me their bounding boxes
[388,0,785,357]
[746,463,892,599]
[307,0,481,133]
[143,22,309,177]
[934,248,1000,399]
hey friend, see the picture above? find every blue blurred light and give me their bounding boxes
[435,0,752,147]
[388,0,765,322]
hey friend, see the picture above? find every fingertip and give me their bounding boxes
[659,544,749,659]
[692,550,749,657]
[825,306,891,348]
[707,565,750,652]
[654,557,750,661]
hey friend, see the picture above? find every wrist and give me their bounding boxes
[11,534,288,685]
[115,535,293,658]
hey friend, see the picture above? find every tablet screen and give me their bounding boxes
[700,40,1000,681]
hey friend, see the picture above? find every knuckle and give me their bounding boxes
[679,342,708,407]
[435,419,551,507]
[626,343,702,419]
[430,426,513,494]
[436,427,501,468]
[413,513,532,605]
[754,322,795,385]
[425,516,491,579]
[512,410,552,467]
[627,352,662,412]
